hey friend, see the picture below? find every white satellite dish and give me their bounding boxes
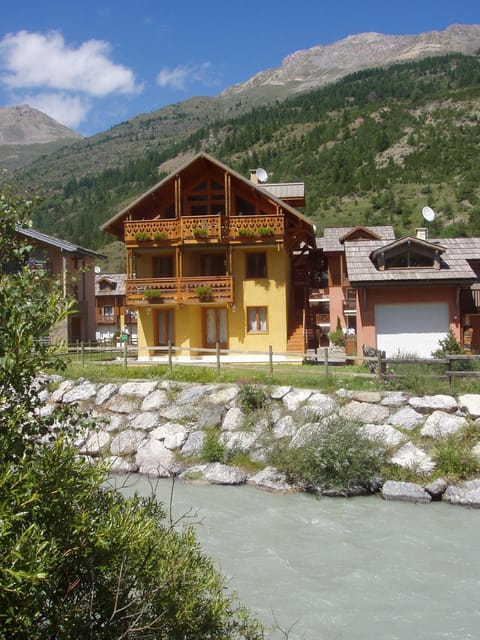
[422,206,436,222]
[256,167,268,183]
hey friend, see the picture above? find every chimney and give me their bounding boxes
[416,227,428,240]
[249,170,259,184]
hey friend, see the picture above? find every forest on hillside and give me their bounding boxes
[23,53,480,251]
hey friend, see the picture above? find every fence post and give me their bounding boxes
[123,340,128,368]
[81,341,85,368]
[269,345,273,377]
[377,351,383,382]
[446,355,452,388]
[168,340,173,372]
[324,346,329,377]
[216,342,221,375]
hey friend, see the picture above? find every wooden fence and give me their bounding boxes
[62,342,480,387]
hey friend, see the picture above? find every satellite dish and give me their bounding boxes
[422,206,435,222]
[95,266,101,274]
[256,167,268,183]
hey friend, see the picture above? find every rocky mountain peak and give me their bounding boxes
[222,23,480,97]
[0,104,82,145]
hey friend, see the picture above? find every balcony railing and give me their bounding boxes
[124,215,284,246]
[96,313,118,324]
[126,276,234,305]
[343,299,357,312]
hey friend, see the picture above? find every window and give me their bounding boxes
[247,307,267,333]
[246,252,267,278]
[236,195,256,216]
[103,305,114,318]
[154,255,174,277]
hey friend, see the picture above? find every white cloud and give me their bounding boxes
[24,92,91,129]
[0,30,142,96]
[156,62,220,91]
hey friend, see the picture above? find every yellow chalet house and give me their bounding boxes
[101,153,316,361]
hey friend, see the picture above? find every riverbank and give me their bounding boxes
[43,377,480,507]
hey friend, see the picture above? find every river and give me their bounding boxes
[111,475,480,640]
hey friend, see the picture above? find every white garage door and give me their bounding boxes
[375,303,449,358]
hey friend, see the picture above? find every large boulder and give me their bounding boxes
[203,462,247,485]
[420,411,467,438]
[408,395,457,414]
[135,439,176,477]
[381,480,432,503]
[390,441,435,474]
[340,400,389,425]
[443,479,480,508]
[248,466,294,492]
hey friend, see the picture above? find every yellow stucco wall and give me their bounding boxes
[136,244,291,358]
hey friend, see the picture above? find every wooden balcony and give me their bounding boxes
[124,215,285,246]
[126,276,234,305]
[96,313,118,324]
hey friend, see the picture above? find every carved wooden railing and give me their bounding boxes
[229,215,284,241]
[126,276,233,305]
[181,216,225,241]
[125,220,180,244]
[124,214,285,245]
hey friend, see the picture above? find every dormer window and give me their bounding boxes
[371,237,445,271]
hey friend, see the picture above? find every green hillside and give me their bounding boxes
[15,53,480,252]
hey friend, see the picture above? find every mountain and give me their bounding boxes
[4,25,480,266]
[222,24,480,100]
[0,105,82,172]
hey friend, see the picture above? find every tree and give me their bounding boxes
[0,191,264,639]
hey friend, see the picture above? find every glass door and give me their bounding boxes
[204,308,227,348]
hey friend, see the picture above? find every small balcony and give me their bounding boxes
[343,298,357,314]
[126,276,234,305]
[96,313,118,324]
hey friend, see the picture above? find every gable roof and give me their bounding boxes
[370,235,446,261]
[16,226,105,259]
[345,236,480,285]
[95,273,126,296]
[321,226,395,253]
[101,152,315,239]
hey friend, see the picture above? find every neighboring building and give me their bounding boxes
[14,226,104,343]
[101,153,316,360]
[95,273,138,343]
[309,226,480,357]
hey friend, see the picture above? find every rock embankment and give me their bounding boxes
[42,378,480,507]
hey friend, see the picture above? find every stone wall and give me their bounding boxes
[43,378,480,507]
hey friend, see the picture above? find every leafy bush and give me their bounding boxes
[0,191,263,640]
[201,427,227,463]
[237,379,268,413]
[269,416,386,493]
[257,227,274,237]
[328,317,345,347]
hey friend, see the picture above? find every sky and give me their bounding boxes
[0,0,478,137]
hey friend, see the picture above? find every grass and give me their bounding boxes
[54,356,480,395]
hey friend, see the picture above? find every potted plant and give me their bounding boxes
[195,285,213,302]
[143,289,164,302]
[193,227,208,239]
[153,231,169,241]
[134,231,151,242]
[257,226,274,237]
[238,228,254,238]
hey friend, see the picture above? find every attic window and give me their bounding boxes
[375,245,439,270]
[99,280,117,290]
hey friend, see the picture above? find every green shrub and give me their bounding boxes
[257,227,274,237]
[328,317,345,347]
[238,379,268,413]
[433,427,480,480]
[269,416,386,493]
[201,427,227,463]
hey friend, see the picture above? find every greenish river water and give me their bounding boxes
[111,475,480,640]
